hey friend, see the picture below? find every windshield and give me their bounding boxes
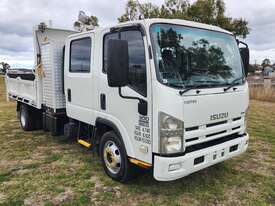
[150,23,244,88]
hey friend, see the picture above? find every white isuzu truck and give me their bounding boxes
[5,18,250,182]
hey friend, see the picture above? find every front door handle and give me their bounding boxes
[100,93,106,110]
[67,89,71,102]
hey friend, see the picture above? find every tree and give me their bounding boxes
[248,64,256,74]
[0,62,10,73]
[118,0,139,22]
[261,58,271,67]
[118,0,249,38]
[89,15,99,27]
[74,11,99,32]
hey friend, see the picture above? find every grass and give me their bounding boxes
[250,86,275,102]
[0,75,274,206]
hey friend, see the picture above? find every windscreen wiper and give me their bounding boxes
[224,77,244,92]
[179,86,202,95]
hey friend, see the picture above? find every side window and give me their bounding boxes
[103,30,147,96]
[70,37,91,73]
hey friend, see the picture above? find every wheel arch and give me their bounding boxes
[95,117,134,157]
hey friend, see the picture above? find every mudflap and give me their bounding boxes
[43,109,68,136]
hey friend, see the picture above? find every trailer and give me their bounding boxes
[5,19,250,182]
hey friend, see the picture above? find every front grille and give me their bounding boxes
[185,126,199,132]
[233,117,242,121]
[184,133,244,155]
[206,130,227,138]
[186,137,199,142]
[232,126,241,130]
[184,116,244,147]
[206,120,227,128]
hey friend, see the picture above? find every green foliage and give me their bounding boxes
[118,0,249,38]
[118,0,137,23]
[0,172,11,183]
[262,58,272,67]
[0,199,24,206]
[89,15,99,27]
[0,62,10,73]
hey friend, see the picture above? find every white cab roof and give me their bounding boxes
[116,18,232,35]
[68,18,233,38]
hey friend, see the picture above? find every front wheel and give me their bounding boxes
[99,131,136,182]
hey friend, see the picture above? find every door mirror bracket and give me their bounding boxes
[118,87,148,116]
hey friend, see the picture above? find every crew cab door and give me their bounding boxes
[65,33,96,124]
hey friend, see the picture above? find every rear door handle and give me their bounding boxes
[67,89,71,102]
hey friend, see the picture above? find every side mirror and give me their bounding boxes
[238,41,250,76]
[107,39,129,87]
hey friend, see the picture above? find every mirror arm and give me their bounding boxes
[118,87,145,103]
[119,87,148,116]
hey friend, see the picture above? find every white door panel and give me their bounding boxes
[65,34,96,124]
[99,29,153,163]
[102,84,152,163]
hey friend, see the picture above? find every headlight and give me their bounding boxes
[159,112,184,154]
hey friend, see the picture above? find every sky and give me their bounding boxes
[0,0,274,68]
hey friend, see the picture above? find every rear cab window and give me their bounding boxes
[70,37,91,73]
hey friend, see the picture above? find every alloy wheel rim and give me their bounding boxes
[103,140,121,174]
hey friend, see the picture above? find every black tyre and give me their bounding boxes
[19,104,42,131]
[63,122,78,142]
[99,131,136,182]
[19,104,33,131]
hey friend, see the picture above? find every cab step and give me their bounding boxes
[78,139,92,148]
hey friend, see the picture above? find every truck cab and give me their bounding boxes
[6,18,250,182]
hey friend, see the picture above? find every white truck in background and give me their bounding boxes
[5,19,250,182]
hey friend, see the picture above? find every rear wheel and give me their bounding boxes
[19,104,42,131]
[20,104,32,131]
[99,131,136,182]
